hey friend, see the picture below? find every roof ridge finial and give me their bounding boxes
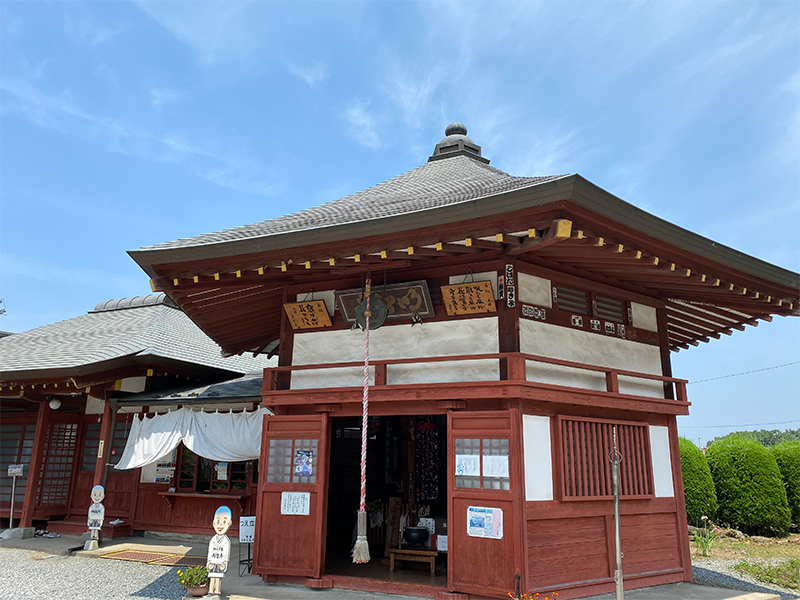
[429,122,489,164]
[445,122,467,136]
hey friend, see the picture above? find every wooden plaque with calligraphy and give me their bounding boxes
[335,280,435,324]
[441,281,497,316]
[283,300,333,330]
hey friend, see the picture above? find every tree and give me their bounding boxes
[770,441,800,526]
[708,429,800,448]
[678,437,717,525]
[706,435,791,536]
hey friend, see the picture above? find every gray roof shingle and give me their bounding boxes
[137,156,566,251]
[0,293,274,379]
[118,372,265,404]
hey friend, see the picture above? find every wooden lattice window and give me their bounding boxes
[81,423,101,471]
[454,437,510,490]
[594,295,625,324]
[559,417,652,499]
[37,423,78,506]
[266,438,318,484]
[0,424,35,505]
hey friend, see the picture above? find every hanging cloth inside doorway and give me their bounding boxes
[114,407,269,470]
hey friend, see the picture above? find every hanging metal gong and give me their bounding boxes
[356,296,388,330]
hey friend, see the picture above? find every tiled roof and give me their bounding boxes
[138,156,567,251]
[0,293,274,378]
[118,372,264,404]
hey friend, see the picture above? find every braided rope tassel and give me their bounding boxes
[352,278,371,564]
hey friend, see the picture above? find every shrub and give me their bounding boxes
[771,441,800,525]
[706,435,791,537]
[678,437,717,524]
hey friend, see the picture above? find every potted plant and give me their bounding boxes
[177,566,209,597]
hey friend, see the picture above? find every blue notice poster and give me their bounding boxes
[294,450,313,477]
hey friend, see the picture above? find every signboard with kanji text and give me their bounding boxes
[441,281,497,316]
[283,300,333,330]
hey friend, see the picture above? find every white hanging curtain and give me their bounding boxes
[115,407,268,470]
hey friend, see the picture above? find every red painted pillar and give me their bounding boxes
[94,400,115,487]
[19,400,50,528]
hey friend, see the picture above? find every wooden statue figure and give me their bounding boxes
[206,506,232,597]
[84,485,105,550]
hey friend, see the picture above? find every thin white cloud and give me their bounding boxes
[63,9,124,48]
[0,79,285,197]
[287,62,328,87]
[133,0,261,65]
[383,63,447,129]
[149,87,185,110]
[345,99,381,149]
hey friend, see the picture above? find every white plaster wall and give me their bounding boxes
[519,320,664,398]
[523,415,554,501]
[631,302,658,332]
[518,273,552,308]
[448,271,498,298]
[649,425,674,497]
[120,376,147,393]
[291,317,499,388]
[85,395,105,415]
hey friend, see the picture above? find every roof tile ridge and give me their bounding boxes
[135,162,436,252]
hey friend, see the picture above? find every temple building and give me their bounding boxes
[0,293,270,538]
[121,123,798,599]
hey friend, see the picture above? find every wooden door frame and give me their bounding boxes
[253,412,331,580]
[447,406,524,598]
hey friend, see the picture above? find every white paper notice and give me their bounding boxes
[239,516,256,543]
[482,454,509,478]
[455,454,480,477]
[280,492,311,515]
[466,506,503,539]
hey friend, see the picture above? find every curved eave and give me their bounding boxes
[129,175,798,292]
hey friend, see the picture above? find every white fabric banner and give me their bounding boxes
[115,407,268,470]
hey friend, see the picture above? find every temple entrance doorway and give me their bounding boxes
[324,415,448,587]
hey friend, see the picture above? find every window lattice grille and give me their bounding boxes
[560,418,652,499]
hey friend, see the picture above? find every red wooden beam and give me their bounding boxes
[20,399,50,528]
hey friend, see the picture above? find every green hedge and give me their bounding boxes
[770,441,800,525]
[679,437,717,525]
[706,435,791,536]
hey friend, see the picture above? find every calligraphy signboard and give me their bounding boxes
[441,281,497,316]
[283,300,332,330]
[335,280,435,324]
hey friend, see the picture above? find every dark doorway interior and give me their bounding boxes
[325,415,447,583]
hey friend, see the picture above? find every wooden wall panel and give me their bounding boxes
[525,503,686,595]
[619,512,681,575]
[451,497,517,596]
[134,487,171,526]
[527,516,609,588]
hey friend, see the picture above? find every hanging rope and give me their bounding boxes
[352,277,372,564]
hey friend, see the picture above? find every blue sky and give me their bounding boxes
[1,1,798,443]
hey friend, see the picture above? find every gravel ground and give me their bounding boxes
[0,548,184,600]
[692,558,800,600]
[2,547,799,600]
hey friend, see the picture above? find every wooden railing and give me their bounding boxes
[263,352,687,402]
